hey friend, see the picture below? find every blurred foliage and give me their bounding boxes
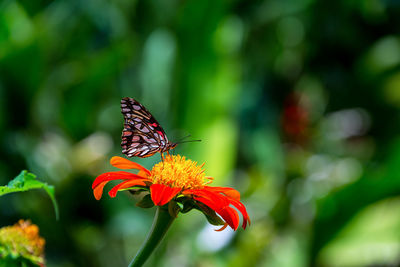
[1,0,400,266]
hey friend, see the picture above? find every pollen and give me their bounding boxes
[150,155,213,189]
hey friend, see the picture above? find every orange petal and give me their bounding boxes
[108,179,149,198]
[138,170,149,177]
[150,184,181,206]
[93,181,108,200]
[204,186,241,201]
[215,223,228,232]
[110,156,151,175]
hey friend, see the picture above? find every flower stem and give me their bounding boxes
[128,206,175,267]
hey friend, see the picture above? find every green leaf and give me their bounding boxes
[136,194,154,208]
[195,203,225,226]
[0,170,59,220]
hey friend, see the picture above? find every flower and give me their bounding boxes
[92,155,250,231]
[0,220,45,266]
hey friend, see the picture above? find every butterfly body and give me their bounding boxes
[121,97,177,158]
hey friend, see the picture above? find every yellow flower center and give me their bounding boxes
[150,155,213,189]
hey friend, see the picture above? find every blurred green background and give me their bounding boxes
[1,0,400,266]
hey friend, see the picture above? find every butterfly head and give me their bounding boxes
[165,142,178,151]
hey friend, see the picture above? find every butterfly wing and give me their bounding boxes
[121,97,171,158]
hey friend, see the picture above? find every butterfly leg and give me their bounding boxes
[160,152,166,170]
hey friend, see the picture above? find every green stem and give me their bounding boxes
[128,207,175,267]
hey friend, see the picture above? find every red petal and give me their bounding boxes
[192,194,239,230]
[92,171,150,200]
[203,186,241,201]
[110,156,151,175]
[184,188,248,231]
[92,171,147,189]
[230,198,251,229]
[186,190,236,228]
[150,184,181,206]
[108,179,149,198]
[218,206,239,230]
[183,189,229,207]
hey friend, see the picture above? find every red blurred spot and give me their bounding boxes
[281,92,309,144]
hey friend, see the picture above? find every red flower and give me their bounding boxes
[92,155,250,231]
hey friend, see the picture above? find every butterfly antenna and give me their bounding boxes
[176,134,192,143]
[176,139,202,144]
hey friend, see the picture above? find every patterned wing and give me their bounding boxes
[121,97,171,158]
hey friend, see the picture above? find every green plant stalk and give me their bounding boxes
[128,206,175,267]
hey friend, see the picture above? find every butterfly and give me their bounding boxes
[120,97,177,158]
